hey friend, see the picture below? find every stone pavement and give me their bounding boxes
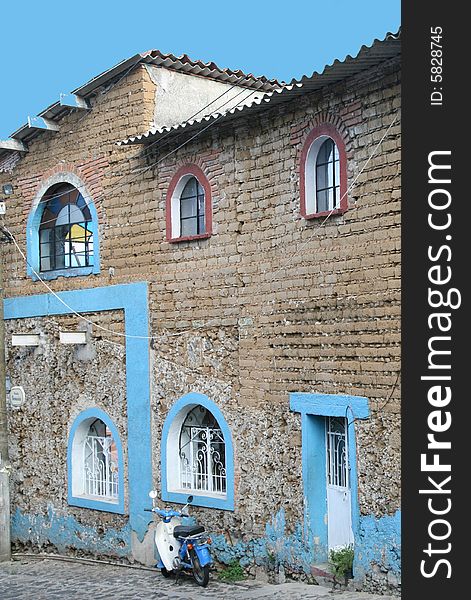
[0,558,397,600]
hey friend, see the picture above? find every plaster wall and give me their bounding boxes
[146,65,269,130]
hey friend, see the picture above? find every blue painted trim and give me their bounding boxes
[59,94,90,110]
[12,507,132,557]
[161,392,234,511]
[290,392,369,420]
[28,116,60,131]
[33,266,97,281]
[301,414,327,562]
[355,511,401,578]
[4,283,152,539]
[26,184,101,280]
[67,407,125,514]
[290,392,370,563]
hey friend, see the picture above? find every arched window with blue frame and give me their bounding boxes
[67,408,125,514]
[27,176,100,280]
[161,393,234,511]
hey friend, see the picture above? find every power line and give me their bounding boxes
[3,101,401,405]
[259,112,399,293]
[1,109,399,342]
[26,85,261,227]
[3,221,399,403]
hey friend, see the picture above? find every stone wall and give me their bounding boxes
[1,54,401,591]
[6,311,129,554]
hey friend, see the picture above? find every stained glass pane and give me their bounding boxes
[39,184,93,271]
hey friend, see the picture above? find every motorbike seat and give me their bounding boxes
[173,525,205,538]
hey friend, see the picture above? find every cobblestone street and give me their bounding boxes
[0,558,397,600]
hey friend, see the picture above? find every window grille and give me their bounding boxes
[179,406,226,494]
[315,138,340,213]
[326,416,349,488]
[179,177,205,237]
[39,184,94,272]
[84,419,118,499]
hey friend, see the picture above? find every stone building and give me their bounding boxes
[0,31,401,593]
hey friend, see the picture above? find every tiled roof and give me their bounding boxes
[72,50,283,98]
[1,30,400,160]
[120,30,400,147]
[0,49,282,159]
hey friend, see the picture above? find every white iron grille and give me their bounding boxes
[84,435,118,499]
[326,417,349,488]
[180,426,226,494]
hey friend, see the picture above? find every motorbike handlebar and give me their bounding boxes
[145,507,184,518]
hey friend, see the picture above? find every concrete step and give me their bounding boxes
[310,563,334,580]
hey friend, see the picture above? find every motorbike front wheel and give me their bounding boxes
[190,551,210,587]
[160,567,172,578]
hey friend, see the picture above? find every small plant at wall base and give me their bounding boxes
[329,545,354,581]
[217,560,246,582]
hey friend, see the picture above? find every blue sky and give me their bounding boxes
[0,1,400,139]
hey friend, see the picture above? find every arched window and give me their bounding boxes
[39,183,94,272]
[315,138,340,213]
[84,419,119,500]
[68,408,124,513]
[300,124,348,219]
[179,177,206,238]
[179,405,226,494]
[26,175,100,280]
[166,165,212,242]
[161,393,234,510]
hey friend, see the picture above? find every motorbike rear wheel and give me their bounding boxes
[190,550,210,587]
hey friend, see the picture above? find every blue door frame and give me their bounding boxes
[290,392,369,563]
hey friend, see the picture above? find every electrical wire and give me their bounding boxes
[2,107,400,407]
[260,112,399,290]
[26,84,262,227]
[1,109,399,343]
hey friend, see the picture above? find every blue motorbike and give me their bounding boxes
[146,491,213,587]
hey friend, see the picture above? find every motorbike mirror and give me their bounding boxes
[187,495,194,503]
[149,490,158,499]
